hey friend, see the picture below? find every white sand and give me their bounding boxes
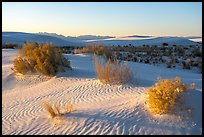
[2,49,202,135]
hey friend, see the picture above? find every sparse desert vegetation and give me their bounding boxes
[3,42,201,134]
[2,46,202,135]
[72,44,202,73]
[13,42,71,76]
[42,101,62,119]
[2,2,202,135]
[2,43,18,49]
[145,77,196,115]
[42,100,73,126]
[74,45,106,55]
[94,54,132,85]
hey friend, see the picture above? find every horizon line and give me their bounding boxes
[2,31,202,38]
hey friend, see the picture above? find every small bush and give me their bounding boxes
[166,58,174,68]
[42,100,73,126]
[2,43,18,49]
[13,42,71,76]
[182,61,191,69]
[146,77,195,115]
[94,55,132,85]
[42,101,60,119]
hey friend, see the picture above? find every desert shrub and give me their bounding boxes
[192,48,202,57]
[42,101,60,119]
[42,100,73,126]
[144,59,149,64]
[73,45,106,55]
[94,55,132,85]
[73,47,83,54]
[2,43,18,49]
[13,57,34,74]
[13,42,71,76]
[166,58,174,68]
[146,77,196,115]
[42,100,73,117]
[182,61,191,70]
[103,48,116,61]
[74,45,117,61]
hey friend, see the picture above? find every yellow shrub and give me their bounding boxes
[42,101,59,119]
[146,77,195,115]
[13,42,71,76]
[13,57,33,74]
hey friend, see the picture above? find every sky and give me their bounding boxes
[2,2,202,37]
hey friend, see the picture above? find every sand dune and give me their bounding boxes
[2,49,202,135]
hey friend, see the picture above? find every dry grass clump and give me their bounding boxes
[146,77,196,115]
[63,101,73,113]
[94,55,132,85]
[42,101,61,119]
[13,42,71,76]
[42,100,73,126]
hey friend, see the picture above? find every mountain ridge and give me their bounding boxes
[2,31,202,47]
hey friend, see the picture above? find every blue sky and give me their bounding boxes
[2,2,202,37]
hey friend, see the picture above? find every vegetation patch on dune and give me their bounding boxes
[146,77,196,115]
[42,100,73,126]
[13,42,71,76]
[94,54,132,85]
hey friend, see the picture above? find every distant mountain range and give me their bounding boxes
[2,32,85,47]
[2,32,202,47]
